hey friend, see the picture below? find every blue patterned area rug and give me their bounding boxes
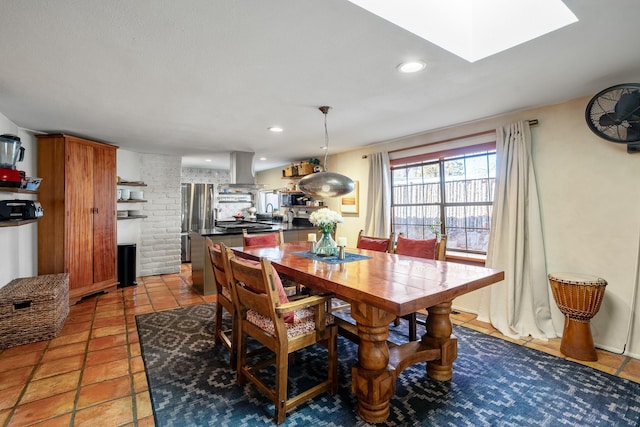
[136,304,640,426]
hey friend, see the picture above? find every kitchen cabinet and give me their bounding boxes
[37,134,118,304]
[190,232,243,295]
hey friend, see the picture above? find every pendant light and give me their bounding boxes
[297,106,355,198]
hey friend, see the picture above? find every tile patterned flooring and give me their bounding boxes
[1,264,639,426]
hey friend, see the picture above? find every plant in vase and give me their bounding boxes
[309,208,343,256]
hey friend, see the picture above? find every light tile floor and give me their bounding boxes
[1,264,638,426]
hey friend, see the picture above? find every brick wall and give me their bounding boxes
[139,154,182,276]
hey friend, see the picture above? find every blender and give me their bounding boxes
[0,134,25,188]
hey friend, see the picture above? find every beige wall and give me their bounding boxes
[257,96,640,357]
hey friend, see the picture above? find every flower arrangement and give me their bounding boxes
[309,208,343,234]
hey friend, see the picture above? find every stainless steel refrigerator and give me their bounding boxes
[181,183,215,262]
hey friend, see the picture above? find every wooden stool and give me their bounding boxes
[548,272,607,361]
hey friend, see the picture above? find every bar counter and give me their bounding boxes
[189,220,318,295]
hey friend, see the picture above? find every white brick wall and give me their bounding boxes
[139,154,182,276]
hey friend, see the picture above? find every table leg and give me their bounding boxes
[422,301,457,381]
[349,302,397,423]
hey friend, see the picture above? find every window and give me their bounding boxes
[391,146,496,254]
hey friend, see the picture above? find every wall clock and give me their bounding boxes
[585,83,640,153]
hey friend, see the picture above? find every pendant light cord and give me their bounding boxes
[320,105,331,172]
[323,111,329,172]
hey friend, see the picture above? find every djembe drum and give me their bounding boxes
[548,273,607,361]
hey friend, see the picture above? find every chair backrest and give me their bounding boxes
[435,235,447,261]
[242,228,284,247]
[223,246,289,339]
[356,230,395,253]
[395,233,447,261]
[207,238,231,298]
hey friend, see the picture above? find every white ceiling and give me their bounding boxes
[0,1,638,171]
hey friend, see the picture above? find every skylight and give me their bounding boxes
[347,0,578,62]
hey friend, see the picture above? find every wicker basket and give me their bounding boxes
[297,162,316,175]
[0,273,69,349]
[282,165,297,177]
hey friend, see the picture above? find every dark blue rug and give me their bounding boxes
[136,304,640,426]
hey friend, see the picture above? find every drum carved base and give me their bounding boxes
[561,318,597,361]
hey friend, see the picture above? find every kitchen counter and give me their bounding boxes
[189,219,319,295]
[194,220,316,236]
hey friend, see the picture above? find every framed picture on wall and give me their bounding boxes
[340,180,359,214]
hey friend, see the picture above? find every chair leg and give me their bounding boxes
[274,350,289,424]
[237,330,247,386]
[229,309,237,370]
[214,302,223,345]
[328,327,338,394]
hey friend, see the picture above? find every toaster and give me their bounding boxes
[0,200,44,220]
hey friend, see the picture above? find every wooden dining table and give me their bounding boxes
[232,242,504,423]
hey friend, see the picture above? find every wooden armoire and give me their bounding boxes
[37,134,118,304]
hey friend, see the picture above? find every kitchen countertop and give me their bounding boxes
[194,219,316,236]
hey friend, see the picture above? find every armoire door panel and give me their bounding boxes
[92,146,117,283]
[65,141,95,290]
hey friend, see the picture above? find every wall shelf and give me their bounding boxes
[117,215,147,220]
[117,199,147,203]
[0,188,40,227]
[117,181,147,187]
[0,187,38,194]
[0,218,39,227]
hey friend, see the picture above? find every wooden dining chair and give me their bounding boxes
[243,228,306,297]
[395,234,448,340]
[206,238,237,369]
[222,246,338,425]
[330,229,396,314]
[242,228,284,247]
[356,229,395,253]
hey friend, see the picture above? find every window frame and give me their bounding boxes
[390,142,496,255]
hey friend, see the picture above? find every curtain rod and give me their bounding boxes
[362,119,538,158]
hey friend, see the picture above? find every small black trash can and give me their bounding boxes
[118,243,137,287]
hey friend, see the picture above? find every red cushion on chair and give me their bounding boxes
[396,236,437,259]
[357,236,390,252]
[243,233,277,247]
[235,258,294,324]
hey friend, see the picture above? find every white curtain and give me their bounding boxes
[364,152,391,237]
[477,121,556,340]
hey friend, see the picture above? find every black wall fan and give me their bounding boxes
[585,83,640,153]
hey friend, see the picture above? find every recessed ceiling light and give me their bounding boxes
[348,0,578,62]
[205,159,212,162]
[268,126,283,133]
[259,157,267,161]
[397,60,426,73]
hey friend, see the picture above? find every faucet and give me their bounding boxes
[266,203,274,214]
